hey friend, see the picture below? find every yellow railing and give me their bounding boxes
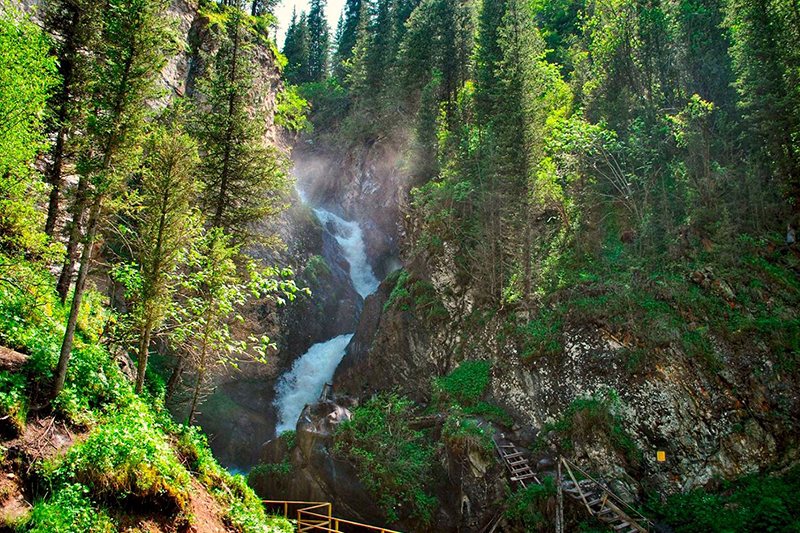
[262,500,405,533]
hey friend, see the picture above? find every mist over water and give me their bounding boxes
[273,205,380,435]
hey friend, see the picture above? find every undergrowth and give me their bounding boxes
[333,394,439,525]
[0,255,292,532]
[650,465,800,533]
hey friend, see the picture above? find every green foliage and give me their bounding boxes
[0,5,58,255]
[0,371,27,434]
[193,4,290,239]
[384,270,449,325]
[334,394,439,524]
[442,416,494,460]
[304,254,331,285]
[541,390,639,464]
[434,360,491,406]
[41,401,192,513]
[652,466,800,533]
[515,310,563,363]
[248,460,292,482]
[461,401,514,427]
[505,476,557,530]
[275,85,311,132]
[24,483,115,533]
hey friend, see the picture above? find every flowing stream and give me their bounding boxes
[273,207,380,434]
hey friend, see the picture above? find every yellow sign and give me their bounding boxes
[657,451,666,462]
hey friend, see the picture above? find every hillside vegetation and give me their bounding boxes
[0,0,303,529]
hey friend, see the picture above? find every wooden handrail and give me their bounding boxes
[263,500,406,533]
[560,457,651,528]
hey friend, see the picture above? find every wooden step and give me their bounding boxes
[500,444,517,448]
[510,472,539,481]
[587,498,603,506]
[510,465,532,473]
[597,507,616,516]
[612,522,630,531]
[503,452,524,459]
[507,457,528,465]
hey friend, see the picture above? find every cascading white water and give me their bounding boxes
[313,209,380,298]
[273,207,380,434]
[273,333,354,434]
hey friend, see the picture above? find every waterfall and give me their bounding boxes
[273,206,379,435]
[313,209,380,298]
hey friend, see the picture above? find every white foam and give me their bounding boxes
[313,208,380,299]
[273,334,354,434]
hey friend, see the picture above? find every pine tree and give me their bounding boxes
[307,0,330,82]
[194,4,290,239]
[126,126,199,395]
[283,9,311,85]
[726,0,800,207]
[333,0,362,80]
[41,0,103,238]
[53,0,177,398]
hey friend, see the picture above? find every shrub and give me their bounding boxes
[541,390,638,464]
[435,360,491,406]
[384,270,449,324]
[505,476,557,531]
[442,416,494,460]
[0,371,27,434]
[334,394,439,524]
[43,402,192,514]
[653,465,800,533]
[24,483,115,533]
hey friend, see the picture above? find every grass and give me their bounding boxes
[23,483,115,533]
[539,389,639,465]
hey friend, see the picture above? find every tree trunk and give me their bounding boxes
[52,196,101,398]
[57,175,89,303]
[44,6,80,237]
[165,353,187,402]
[135,318,153,394]
[187,321,211,424]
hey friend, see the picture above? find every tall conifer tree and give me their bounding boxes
[53,0,177,397]
[307,0,330,82]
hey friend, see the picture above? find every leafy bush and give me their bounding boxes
[0,371,27,434]
[334,394,439,524]
[42,402,192,514]
[442,416,494,460]
[461,401,514,427]
[505,476,557,531]
[515,310,563,362]
[384,270,449,324]
[304,255,331,285]
[434,360,491,406]
[248,460,292,482]
[653,466,800,533]
[541,390,638,464]
[24,483,115,533]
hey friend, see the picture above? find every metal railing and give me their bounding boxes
[263,500,405,533]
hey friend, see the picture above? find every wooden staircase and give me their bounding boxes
[494,436,651,533]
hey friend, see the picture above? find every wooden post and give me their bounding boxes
[556,459,564,533]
